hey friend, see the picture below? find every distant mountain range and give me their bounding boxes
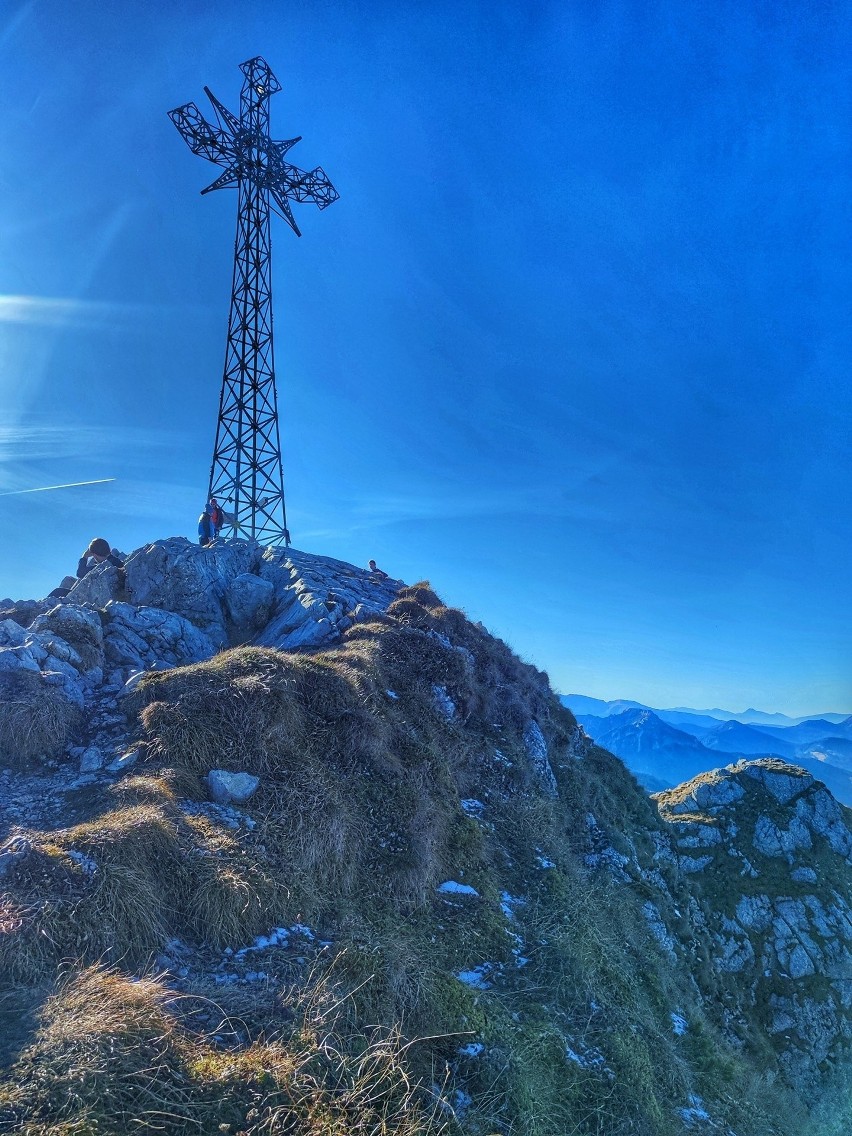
[564,694,851,728]
[562,696,852,806]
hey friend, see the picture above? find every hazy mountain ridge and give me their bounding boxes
[565,695,852,807]
[564,694,852,729]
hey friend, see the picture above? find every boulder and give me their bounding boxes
[79,747,105,773]
[206,769,260,805]
[0,619,28,647]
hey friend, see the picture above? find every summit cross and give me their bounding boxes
[169,56,339,545]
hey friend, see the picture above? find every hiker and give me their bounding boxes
[208,497,225,538]
[76,538,124,579]
[198,507,215,547]
[368,559,389,581]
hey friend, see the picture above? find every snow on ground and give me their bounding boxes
[671,1011,688,1036]
[456,963,497,989]
[437,880,480,897]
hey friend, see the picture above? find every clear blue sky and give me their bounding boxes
[0,1,849,716]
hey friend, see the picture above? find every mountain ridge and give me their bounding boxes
[0,540,849,1134]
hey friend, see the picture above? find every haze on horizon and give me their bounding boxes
[0,1,849,718]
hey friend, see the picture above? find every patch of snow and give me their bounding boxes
[500,891,525,918]
[385,689,399,700]
[671,1012,688,1036]
[234,923,315,959]
[458,1042,484,1058]
[565,1041,613,1077]
[461,798,484,818]
[535,852,555,869]
[438,880,480,897]
[456,963,496,989]
[679,1095,711,1127]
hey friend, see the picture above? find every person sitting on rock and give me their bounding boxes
[198,507,215,547]
[368,559,389,581]
[76,538,124,579]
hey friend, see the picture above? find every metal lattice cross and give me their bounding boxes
[169,57,339,546]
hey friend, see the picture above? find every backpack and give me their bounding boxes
[210,504,224,528]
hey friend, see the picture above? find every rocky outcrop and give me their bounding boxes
[652,759,852,1092]
[0,539,403,761]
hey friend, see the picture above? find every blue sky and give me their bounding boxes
[0,0,849,716]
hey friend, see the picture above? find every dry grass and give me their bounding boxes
[0,803,282,981]
[0,964,453,1136]
[0,670,80,765]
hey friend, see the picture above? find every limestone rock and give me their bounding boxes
[225,572,274,630]
[207,769,260,805]
[740,759,814,804]
[79,747,104,773]
[0,645,41,673]
[30,604,105,671]
[123,537,261,645]
[103,602,217,672]
[0,619,28,648]
[0,835,33,878]
[523,720,558,798]
[67,562,124,609]
[655,757,852,1093]
[432,684,456,720]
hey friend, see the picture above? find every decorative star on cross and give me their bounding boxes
[168,56,339,236]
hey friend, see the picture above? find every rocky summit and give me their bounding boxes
[0,540,849,1135]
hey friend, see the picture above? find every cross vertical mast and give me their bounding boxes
[168,57,339,545]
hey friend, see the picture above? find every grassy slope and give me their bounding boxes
[0,585,817,1134]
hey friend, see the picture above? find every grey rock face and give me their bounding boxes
[753,814,813,858]
[224,573,274,630]
[0,619,28,647]
[523,720,558,798]
[665,770,746,814]
[124,538,260,645]
[67,562,124,608]
[0,645,41,673]
[642,900,677,960]
[740,759,813,804]
[655,757,852,1094]
[794,789,852,860]
[207,769,260,805]
[103,602,218,672]
[30,604,104,671]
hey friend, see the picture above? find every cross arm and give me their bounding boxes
[280,164,340,209]
[167,102,234,166]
